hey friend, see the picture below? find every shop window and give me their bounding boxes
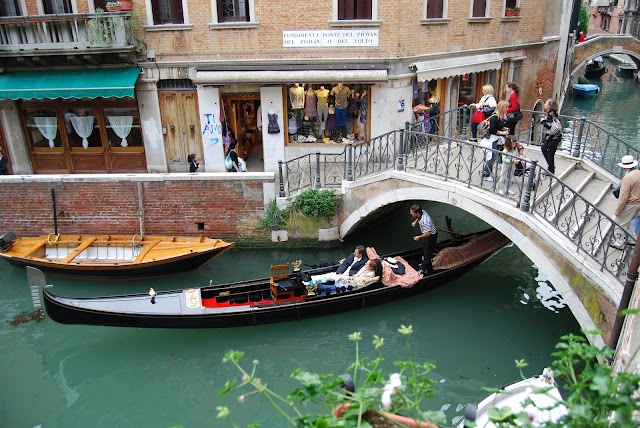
[43,0,73,14]
[458,73,477,107]
[471,0,487,17]
[0,0,22,16]
[425,0,444,19]
[285,83,370,144]
[216,0,250,22]
[63,108,101,150]
[151,0,184,25]
[338,0,372,20]
[24,109,62,149]
[103,108,143,148]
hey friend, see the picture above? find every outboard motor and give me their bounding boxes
[0,232,16,251]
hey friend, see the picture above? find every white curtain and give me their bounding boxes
[33,116,58,148]
[69,116,95,149]
[107,116,133,147]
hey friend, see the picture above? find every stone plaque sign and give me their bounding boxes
[283,30,379,47]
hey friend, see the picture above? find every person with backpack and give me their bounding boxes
[539,98,562,175]
[225,139,240,172]
[479,100,509,181]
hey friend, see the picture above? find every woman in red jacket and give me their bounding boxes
[504,82,521,136]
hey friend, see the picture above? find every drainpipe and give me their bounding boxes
[608,230,640,350]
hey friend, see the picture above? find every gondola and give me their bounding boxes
[30,229,510,328]
[1,232,234,279]
[584,58,606,78]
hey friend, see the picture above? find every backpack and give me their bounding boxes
[477,114,497,139]
[225,152,233,169]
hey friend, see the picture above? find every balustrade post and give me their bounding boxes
[573,116,586,158]
[347,144,353,181]
[462,104,469,139]
[521,160,537,212]
[278,160,286,197]
[315,152,322,189]
[397,129,405,171]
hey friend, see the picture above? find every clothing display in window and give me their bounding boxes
[267,112,280,134]
[289,84,305,109]
[325,106,336,132]
[304,88,317,117]
[330,83,351,109]
[288,115,298,134]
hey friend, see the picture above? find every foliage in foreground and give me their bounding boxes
[215,318,640,428]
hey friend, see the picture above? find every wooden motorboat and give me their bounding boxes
[1,232,234,279]
[584,59,606,78]
[572,83,600,97]
[456,368,567,427]
[30,229,510,328]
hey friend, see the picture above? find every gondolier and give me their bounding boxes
[409,204,438,275]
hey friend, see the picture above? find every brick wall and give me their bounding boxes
[131,0,551,61]
[0,177,270,243]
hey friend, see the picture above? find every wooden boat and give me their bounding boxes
[572,83,599,97]
[30,228,510,328]
[584,59,606,78]
[456,368,567,427]
[1,232,234,279]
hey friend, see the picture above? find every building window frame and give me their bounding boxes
[508,58,524,86]
[144,0,193,30]
[37,0,76,15]
[424,0,446,19]
[0,0,26,16]
[209,0,258,28]
[470,0,488,18]
[330,0,381,26]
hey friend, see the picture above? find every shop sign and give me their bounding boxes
[282,30,379,48]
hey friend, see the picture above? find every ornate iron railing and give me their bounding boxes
[0,12,133,51]
[402,130,634,285]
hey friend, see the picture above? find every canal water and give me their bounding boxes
[3,71,636,428]
[0,202,581,428]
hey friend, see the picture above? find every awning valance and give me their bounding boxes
[192,69,388,84]
[413,53,503,82]
[0,67,141,100]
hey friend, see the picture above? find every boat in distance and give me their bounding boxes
[1,232,234,279]
[584,58,606,78]
[572,83,600,97]
[32,229,510,328]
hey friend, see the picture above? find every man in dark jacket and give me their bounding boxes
[303,245,368,285]
[335,245,368,275]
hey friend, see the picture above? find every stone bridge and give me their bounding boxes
[572,34,640,76]
[337,166,617,351]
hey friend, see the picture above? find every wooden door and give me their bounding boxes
[159,90,202,172]
[0,119,12,174]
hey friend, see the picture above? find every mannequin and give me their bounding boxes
[289,83,305,131]
[330,83,351,139]
[315,85,330,134]
[300,114,313,136]
[326,104,336,140]
[304,85,317,119]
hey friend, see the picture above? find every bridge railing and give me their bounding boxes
[403,130,634,285]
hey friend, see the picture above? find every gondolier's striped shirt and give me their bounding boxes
[418,211,437,235]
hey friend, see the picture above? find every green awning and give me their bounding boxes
[0,67,141,100]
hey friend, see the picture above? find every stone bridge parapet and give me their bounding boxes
[572,34,640,75]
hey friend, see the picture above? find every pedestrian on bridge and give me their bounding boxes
[540,98,563,175]
[409,204,438,276]
[613,155,640,242]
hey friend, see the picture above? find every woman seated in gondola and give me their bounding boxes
[313,258,381,293]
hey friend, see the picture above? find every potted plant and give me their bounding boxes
[505,7,514,16]
[513,6,521,16]
[106,0,132,11]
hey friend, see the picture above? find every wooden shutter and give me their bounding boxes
[426,0,444,18]
[170,0,184,24]
[356,0,371,19]
[472,0,487,17]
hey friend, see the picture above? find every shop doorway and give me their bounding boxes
[159,90,202,172]
[0,120,11,174]
[221,94,262,171]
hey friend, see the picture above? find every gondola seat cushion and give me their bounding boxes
[275,278,301,291]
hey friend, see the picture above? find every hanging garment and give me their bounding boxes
[267,113,280,134]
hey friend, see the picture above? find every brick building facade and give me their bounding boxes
[0,0,576,179]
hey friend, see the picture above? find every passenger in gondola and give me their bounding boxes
[302,245,368,285]
[333,258,381,291]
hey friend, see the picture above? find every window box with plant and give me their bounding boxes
[512,6,521,16]
[106,0,132,11]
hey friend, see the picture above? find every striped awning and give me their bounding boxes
[413,53,503,82]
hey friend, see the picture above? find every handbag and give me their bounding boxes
[507,109,523,122]
[471,109,485,124]
[477,114,497,139]
[225,153,233,170]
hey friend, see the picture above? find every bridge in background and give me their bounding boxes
[277,106,640,354]
[571,34,640,76]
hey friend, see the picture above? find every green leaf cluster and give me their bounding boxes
[292,189,340,221]
[260,199,289,230]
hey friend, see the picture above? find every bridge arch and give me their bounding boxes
[340,178,609,348]
[571,35,640,77]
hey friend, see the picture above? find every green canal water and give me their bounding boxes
[3,73,637,427]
